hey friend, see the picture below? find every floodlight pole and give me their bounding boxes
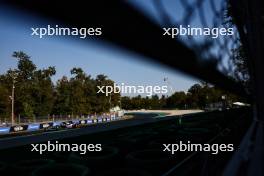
[11,79,15,125]
[119,98,122,109]
[109,94,112,110]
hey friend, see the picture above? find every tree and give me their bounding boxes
[2,50,246,122]
[0,84,10,119]
[12,52,36,118]
[224,3,251,93]
[187,84,203,108]
[13,51,36,80]
[69,68,89,115]
[121,96,132,110]
[94,74,120,112]
[32,67,56,116]
[0,51,56,119]
[166,91,187,109]
[52,76,71,115]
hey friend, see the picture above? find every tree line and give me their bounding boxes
[0,51,243,120]
[121,82,242,110]
[0,51,120,120]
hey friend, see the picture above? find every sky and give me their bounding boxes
[0,1,216,96]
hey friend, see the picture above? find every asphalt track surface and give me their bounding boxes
[0,113,184,150]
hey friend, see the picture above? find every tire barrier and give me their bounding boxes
[32,163,90,176]
[0,109,251,175]
[79,120,87,125]
[0,114,124,135]
[147,138,190,160]
[40,122,53,129]
[96,168,152,176]
[9,124,29,133]
[69,146,119,170]
[178,127,211,143]
[12,159,55,176]
[122,133,157,145]
[51,151,71,163]
[178,120,204,128]
[0,161,7,175]
[125,149,175,174]
[28,124,41,131]
[153,124,179,135]
[178,128,210,135]
[114,130,159,152]
[147,137,179,149]
[0,126,10,134]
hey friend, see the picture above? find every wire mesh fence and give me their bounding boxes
[0,0,250,127]
[0,112,122,127]
[0,115,83,126]
[143,0,243,78]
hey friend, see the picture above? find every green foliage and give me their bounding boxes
[0,85,10,118]
[21,102,34,118]
[0,51,242,121]
[167,91,187,109]
[51,70,121,115]
[0,52,121,120]
[121,82,240,110]
[224,3,251,91]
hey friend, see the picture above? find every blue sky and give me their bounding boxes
[0,2,206,96]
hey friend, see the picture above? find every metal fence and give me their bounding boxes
[0,112,123,127]
[1,0,263,175]
[151,0,241,74]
